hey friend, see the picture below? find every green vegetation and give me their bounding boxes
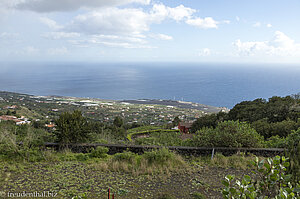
[55,110,91,145]
[188,120,264,148]
[134,130,182,146]
[126,126,181,146]
[286,128,300,183]
[222,156,300,199]
[191,94,300,143]
[1,91,300,198]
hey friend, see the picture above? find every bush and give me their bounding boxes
[0,122,50,161]
[113,151,137,163]
[264,135,287,148]
[143,148,176,165]
[75,153,89,161]
[89,146,109,158]
[102,148,186,175]
[286,128,300,183]
[189,121,264,148]
[222,156,300,199]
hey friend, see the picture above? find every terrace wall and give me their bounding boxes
[43,142,286,157]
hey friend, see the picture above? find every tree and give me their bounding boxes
[172,116,181,127]
[54,110,90,145]
[113,116,124,127]
[228,99,267,122]
[190,114,218,133]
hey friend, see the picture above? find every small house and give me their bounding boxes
[178,122,193,133]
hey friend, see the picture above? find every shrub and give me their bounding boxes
[101,148,186,175]
[190,121,264,148]
[143,148,176,165]
[286,128,300,183]
[0,122,50,161]
[264,135,287,148]
[222,156,300,199]
[75,153,89,161]
[89,146,109,158]
[113,151,137,163]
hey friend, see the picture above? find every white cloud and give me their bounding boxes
[149,33,173,40]
[68,34,154,49]
[0,0,22,15]
[64,3,209,36]
[267,23,272,28]
[91,34,147,44]
[40,17,62,30]
[271,31,295,49]
[150,4,196,22]
[253,22,261,27]
[14,0,151,12]
[24,46,39,55]
[48,46,68,55]
[236,16,240,22]
[233,31,300,57]
[24,46,40,54]
[42,32,80,39]
[66,8,149,35]
[186,17,219,29]
[0,32,19,39]
[198,48,211,56]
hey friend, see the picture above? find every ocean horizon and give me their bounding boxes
[1,62,299,108]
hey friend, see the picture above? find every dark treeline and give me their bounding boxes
[191,94,300,139]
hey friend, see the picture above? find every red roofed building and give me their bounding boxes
[178,122,193,133]
[0,115,21,123]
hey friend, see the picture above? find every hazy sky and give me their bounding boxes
[1,0,300,63]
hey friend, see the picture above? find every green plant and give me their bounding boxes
[286,128,300,183]
[191,192,206,199]
[265,135,287,148]
[70,192,88,199]
[127,129,179,142]
[143,147,176,165]
[113,151,137,163]
[54,110,90,145]
[190,120,264,148]
[89,146,109,158]
[222,156,300,199]
[75,153,89,161]
[134,130,182,146]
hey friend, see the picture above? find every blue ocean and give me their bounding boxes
[0,62,299,108]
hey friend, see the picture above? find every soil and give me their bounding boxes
[1,162,252,199]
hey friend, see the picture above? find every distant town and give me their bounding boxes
[0,91,228,127]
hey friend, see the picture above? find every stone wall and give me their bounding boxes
[43,142,286,157]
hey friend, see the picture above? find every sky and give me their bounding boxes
[1,0,300,63]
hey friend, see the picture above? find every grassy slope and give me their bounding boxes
[0,153,257,199]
